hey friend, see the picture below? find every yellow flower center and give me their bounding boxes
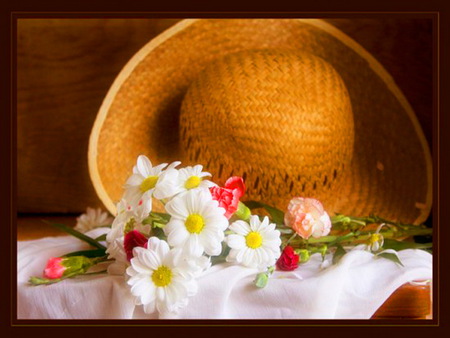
[246,231,263,249]
[369,233,382,244]
[185,176,201,189]
[140,175,159,192]
[185,214,205,234]
[151,265,172,287]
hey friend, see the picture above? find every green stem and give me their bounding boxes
[288,228,432,248]
[330,214,428,233]
[285,233,297,246]
[83,270,108,276]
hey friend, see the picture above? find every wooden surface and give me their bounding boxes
[17,18,433,214]
[372,282,431,319]
[17,216,432,319]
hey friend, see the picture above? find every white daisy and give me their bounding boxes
[226,215,282,270]
[106,237,128,275]
[106,199,151,244]
[74,207,113,233]
[106,199,152,274]
[167,165,215,197]
[164,188,228,257]
[126,237,204,315]
[123,155,180,209]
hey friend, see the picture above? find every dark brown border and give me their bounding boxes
[4,4,448,334]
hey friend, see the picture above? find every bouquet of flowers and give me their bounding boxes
[29,155,432,316]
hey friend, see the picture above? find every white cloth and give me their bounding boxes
[17,228,432,319]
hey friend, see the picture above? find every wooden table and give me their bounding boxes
[17,216,432,319]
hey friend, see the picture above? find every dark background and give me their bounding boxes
[17,18,433,214]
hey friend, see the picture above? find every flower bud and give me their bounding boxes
[233,202,252,222]
[295,249,310,263]
[254,272,269,288]
[43,256,94,279]
[276,246,299,271]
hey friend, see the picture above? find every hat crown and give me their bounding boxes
[180,49,354,210]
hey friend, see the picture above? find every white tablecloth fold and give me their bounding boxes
[17,228,432,319]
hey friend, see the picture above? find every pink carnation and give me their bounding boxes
[43,257,66,279]
[223,176,245,198]
[284,197,332,239]
[210,176,246,219]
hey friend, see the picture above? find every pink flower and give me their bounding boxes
[43,257,66,279]
[284,197,332,239]
[210,176,246,219]
[276,246,299,271]
[223,176,245,197]
[124,230,148,261]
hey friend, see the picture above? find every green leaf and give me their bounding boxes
[94,234,107,242]
[377,252,404,267]
[150,226,167,241]
[42,220,106,250]
[244,201,285,225]
[63,249,107,258]
[332,244,347,264]
[152,222,166,229]
[382,239,432,251]
[149,212,171,222]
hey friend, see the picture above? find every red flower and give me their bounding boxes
[124,230,148,261]
[210,176,246,219]
[43,257,66,279]
[276,246,300,271]
[224,176,245,198]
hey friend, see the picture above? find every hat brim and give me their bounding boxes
[88,19,432,224]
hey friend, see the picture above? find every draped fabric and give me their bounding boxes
[17,228,432,319]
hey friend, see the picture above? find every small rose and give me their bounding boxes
[43,257,66,279]
[276,245,300,271]
[210,176,246,219]
[284,197,332,239]
[124,230,148,261]
[43,256,94,279]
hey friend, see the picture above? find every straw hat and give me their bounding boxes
[88,19,432,225]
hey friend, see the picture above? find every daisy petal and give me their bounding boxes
[143,300,156,314]
[227,234,246,249]
[137,155,153,177]
[126,173,144,187]
[147,237,170,258]
[229,220,251,235]
[167,227,189,247]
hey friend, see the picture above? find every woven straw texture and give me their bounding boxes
[89,19,432,224]
[180,50,354,214]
